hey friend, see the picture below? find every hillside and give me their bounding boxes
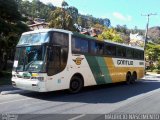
[148,26,160,44]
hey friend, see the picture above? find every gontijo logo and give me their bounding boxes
[73,57,84,65]
[117,60,133,65]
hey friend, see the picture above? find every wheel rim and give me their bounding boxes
[131,73,137,83]
[71,80,79,90]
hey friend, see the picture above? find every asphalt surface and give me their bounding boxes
[0,74,160,120]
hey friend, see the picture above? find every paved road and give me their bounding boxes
[0,75,160,120]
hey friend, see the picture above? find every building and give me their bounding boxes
[129,33,144,47]
[28,18,48,30]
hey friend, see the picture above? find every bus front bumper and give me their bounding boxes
[11,78,47,92]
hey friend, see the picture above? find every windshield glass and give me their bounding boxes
[18,32,49,45]
[14,45,46,72]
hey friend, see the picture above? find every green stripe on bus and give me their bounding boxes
[96,57,112,83]
[85,56,106,85]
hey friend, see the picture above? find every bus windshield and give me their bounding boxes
[18,32,49,45]
[14,45,46,72]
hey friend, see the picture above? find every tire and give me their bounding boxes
[126,73,132,85]
[69,76,83,93]
[131,72,137,84]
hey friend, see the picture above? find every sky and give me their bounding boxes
[34,0,160,29]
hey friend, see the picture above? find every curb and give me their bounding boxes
[1,90,27,95]
[0,85,18,92]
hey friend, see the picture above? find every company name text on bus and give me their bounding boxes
[117,60,133,66]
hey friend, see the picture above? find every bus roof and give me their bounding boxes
[104,39,144,50]
[22,28,72,35]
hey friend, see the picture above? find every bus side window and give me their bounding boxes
[90,42,104,55]
[134,50,144,60]
[126,48,134,59]
[134,49,140,59]
[116,46,126,58]
[72,37,89,54]
[52,32,68,46]
[105,44,116,56]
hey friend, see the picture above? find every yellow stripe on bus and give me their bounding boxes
[104,57,144,83]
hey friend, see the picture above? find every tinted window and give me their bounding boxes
[116,46,126,57]
[126,48,134,59]
[140,51,144,60]
[72,37,89,53]
[134,50,144,60]
[105,44,116,56]
[90,42,104,55]
[52,32,69,46]
[47,32,69,76]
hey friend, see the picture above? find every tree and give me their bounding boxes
[61,1,68,9]
[93,24,107,32]
[115,25,128,34]
[48,8,75,31]
[68,6,78,23]
[146,43,160,61]
[0,0,29,70]
[97,28,124,43]
[17,0,53,21]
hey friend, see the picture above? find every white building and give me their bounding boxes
[129,33,144,47]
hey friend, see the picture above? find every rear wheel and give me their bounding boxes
[131,72,137,84]
[69,76,83,93]
[126,73,132,85]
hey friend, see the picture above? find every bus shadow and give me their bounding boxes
[21,80,160,103]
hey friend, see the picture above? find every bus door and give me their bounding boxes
[47,46,61,76]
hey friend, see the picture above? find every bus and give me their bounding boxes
[12,29,145,93]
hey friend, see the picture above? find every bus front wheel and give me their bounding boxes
[69,76,83,93]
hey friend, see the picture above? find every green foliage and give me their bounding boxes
[155,38,160,44]
[146,43,160,61]
[93,24,107,32]
[48,8,75,31]
[112,35,124,43]
[115,25,128,34]
[17,0,110,30]
[17,0,54,21]
[68,6,78,23]
[61,1,68,8]
[145,43,160,72]
[0,0,29,70]
[98,28,124,43]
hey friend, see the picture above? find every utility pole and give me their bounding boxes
[141,13,157,50]
[142,13,157,72]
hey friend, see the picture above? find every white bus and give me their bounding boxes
[12,29,145,93]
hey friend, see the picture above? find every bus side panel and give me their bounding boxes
[85,55,112,85]
[70,55,97,87]
[45,54,97,91]
[104,57,145,83]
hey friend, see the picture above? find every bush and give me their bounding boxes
[153,69,160,74]
[150,65,156,72]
